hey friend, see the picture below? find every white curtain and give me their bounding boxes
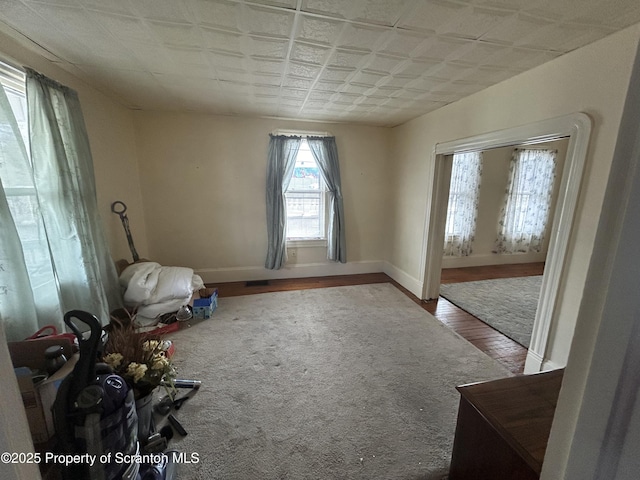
[494,148,557,254]
[444,151,483,257]
[0,68,122,341]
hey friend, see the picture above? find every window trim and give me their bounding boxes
[284,138,328,243]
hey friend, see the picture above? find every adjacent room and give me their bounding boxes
[2,1,640,479]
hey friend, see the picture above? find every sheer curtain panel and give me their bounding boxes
[494,148,557,254]
[0,85,42,340]
[25,68,122,324]
[306,136,346,263]
[443,151,483,257]
[265,135,302,269]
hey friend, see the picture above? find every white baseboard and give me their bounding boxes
[195,260,385,284]
[441,252,547,269]
[195,260,425,300]
[524,349,565,374]
[382,262,424,298]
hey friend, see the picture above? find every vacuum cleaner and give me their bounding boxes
[52,310,178,480]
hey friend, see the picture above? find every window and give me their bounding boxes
[285,138,326,241]
[1,64,61,324]
[1,63,122,341]
[443,151,482,257]
[495,148,557,254]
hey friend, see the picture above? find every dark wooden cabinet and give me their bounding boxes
[449,369,564,480]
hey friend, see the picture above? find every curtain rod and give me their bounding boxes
[271,129,332,137]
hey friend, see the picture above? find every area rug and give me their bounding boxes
[439,276,543,348]
[165,283,511,480]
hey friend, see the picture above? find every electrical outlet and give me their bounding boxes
[288,248,297,258]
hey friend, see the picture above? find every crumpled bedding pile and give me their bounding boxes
[119,262,204,324]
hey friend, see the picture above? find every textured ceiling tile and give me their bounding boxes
[405,76,448,91]
[516,23,607,51]
[250,73,283,86]
[481,13,553,45]
[88,11,157,44]
[398,0,471,33]
[308,90,336,101]
[290,42,331,65]
[130,0,192,23]
[250,0,298,8]
[27,3,106,37]
[163,46,209,66]
[378,30,430,57]
[414,36,471,61]
[457,65,516,84]
[216,68,251,83]
[295,15,345,45]
[395,59,439,77]
[148,21,202,48]
[470,0,538,11]
[188,0,241,31]
[281,88,308,99]
[332,93,361,104]
[200,27,244,52]
[248,58,286,75]
[342,83,375,94]
[314,79,344,92]
[350,70,388,86]
[337,23,390,51]
[363,54,406,75]
[438,6,514,40]
[208,51,247,70]
[318,67,356,82]
[523,0,586,21]
[283,76,314,89]
[243,5,294,37]
[4,0,639,127]
[287,61,322,79]
[328,48,370,68]
[447,41,509,65]
[381,74,420,88]
[246,36,289,59]
[488,47,561,70]
[303,0,413,26]
[422,62,469,81]
[76,0,137,15]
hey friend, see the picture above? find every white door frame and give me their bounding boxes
[421,113,592,373]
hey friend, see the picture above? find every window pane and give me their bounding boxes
[286,192,323,239]
[285,138,325,240]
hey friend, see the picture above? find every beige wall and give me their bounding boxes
[442,139,568,269]
[389,24,640,367]
[132,112,391,281]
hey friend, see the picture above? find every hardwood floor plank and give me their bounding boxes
[208,264,535,375]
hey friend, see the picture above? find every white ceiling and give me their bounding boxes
[1,0,639,127]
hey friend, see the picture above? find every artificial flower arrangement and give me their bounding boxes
[102,310,176,400]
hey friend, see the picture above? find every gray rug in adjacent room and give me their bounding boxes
[166,283,511,480]
[439,275,543,348]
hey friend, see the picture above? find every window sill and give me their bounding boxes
[286,239,327,248]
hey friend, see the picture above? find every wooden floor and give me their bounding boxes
[209,263,545,375]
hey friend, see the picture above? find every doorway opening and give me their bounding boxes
[420,113,591,373]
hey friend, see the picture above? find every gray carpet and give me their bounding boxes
[165,283,511,480]
[439,276,543,348]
